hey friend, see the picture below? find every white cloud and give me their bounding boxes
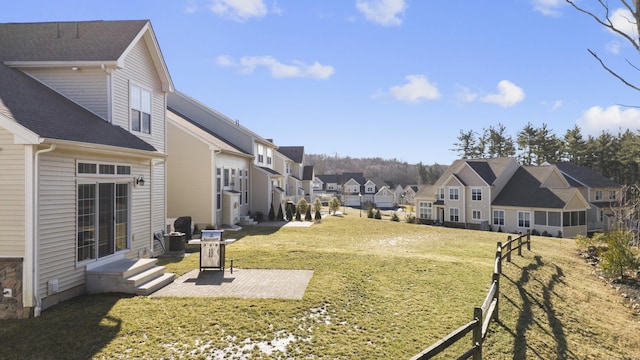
[610,8,638,39]
[209,0,268,21]
[551,100,563,111]
[576,105,640,136]
[389,75,440,103]
[531,0,564,17]
[480,80,525,107]
[184,0,199,13]
[455,86,478,103]
[216,55,335,79]
[356,0,407,26]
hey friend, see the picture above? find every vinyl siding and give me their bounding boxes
[166,121,213,225]
[0,127,26,256]
[37,151,153,298]
[112,38,166,153]
[23,67,109,120]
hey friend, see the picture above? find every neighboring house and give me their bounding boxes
[275,146,315,204]
[416,158,519,228]
[314,174,339,203]
[363,179,377,204]
[402,185,419,205]
[166,109,253,230]
[492,165,590,238]
[551,162,623,233]
[0,20,174,318]
[415,158,592,238]
[166,91,281,221]
[393,184,406,205]
[374,186,395,209]
[341,172,366,207]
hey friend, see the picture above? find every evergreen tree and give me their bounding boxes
[305,207,312,221]
[277,204,284,221]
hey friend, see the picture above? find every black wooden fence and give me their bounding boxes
[410,232,531,360]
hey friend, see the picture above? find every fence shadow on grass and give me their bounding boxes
[2,293,126,359]
[501,255,574,360]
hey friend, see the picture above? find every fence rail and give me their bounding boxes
[410,232,531,360]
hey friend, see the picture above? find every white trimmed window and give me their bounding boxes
[449,187,459,200]
[518,211,531,228]
[216,167,222,210]
[609,190,616,200]
[493,210,505,226]
[449,208,460,222]
[471,188,482,201]
[472,210,481,220]
[266,148,273,165]
[419,202,433,219]
[438,188,445,200]
[595,190,603,201]
[130,85,151,134]
[257,144,264,164]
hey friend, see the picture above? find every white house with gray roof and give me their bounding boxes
[0,20,174,318]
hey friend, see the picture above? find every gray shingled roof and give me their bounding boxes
[0,63,156,151]
[341,172,366,185]
[552,162,621,188]
[278,146,304,163]
[302,165,314,181]
[316,174,338,183]
[493,166,577,208]
[0,20,148,62]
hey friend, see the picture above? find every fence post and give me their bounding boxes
[473,307,483,360]
[506,236,512,262]
[496,242,502,275]
[518,235,522,257]
[492,272,500,322]
[527,231,531,251]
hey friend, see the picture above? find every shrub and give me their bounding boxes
[329,198,341,215]
[405,214,416,224]
[286,204,294,221]
[391,213,400,222]
[575,233,606,251]
[367,208,374,218]
[314,208,322,222]
[374,209,382,220]
[530,229,539,236]
[601,230,639,279]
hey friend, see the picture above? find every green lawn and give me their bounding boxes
[2,212,640,359]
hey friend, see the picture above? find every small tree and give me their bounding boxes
[313,198,322,222]
[295,208,302,221]
[367,208,374,218]
[286,203,294,221]
[305,207,312,221]
[329,197,341,215]
[601,230,639,279]
[268,202,276,221]
[374,209,382,220]
[277,204,284,221]
[297,198,309,219]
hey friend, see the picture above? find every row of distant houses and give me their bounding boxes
[314,173,418,209]
[0,19,316,318]
[0,19,624,320]
[414,158,623,239]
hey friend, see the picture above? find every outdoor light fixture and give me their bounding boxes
[135,175,145,187]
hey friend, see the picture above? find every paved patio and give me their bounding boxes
[149,268,314,300]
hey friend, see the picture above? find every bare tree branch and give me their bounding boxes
[566,0,640,50]
[588,49,640,91]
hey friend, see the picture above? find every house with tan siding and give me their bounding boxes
[0,20,174,318]
[167,91,281,222]
[415,158,592,238]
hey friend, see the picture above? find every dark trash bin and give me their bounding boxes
[173,216,192,240]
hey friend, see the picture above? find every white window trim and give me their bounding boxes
[493,209,505,226]
[449,187,459,201]
[129,83,153,136]
[517,211,532,228]
[471,188,482,201]
[449,207,460,222]
[472,209,482,220]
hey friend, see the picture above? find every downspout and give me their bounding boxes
[32,143,56,317]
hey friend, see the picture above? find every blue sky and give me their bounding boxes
[2,0,640,165]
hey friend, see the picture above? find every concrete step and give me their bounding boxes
[135,273,176,295]
[126,265,167,288]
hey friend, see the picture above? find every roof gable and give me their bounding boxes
[0,20,173,92]
[0,63,156,151]
[277,146,304,163]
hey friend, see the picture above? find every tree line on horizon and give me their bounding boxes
[304,154,446,186]
[451,123,640,185]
